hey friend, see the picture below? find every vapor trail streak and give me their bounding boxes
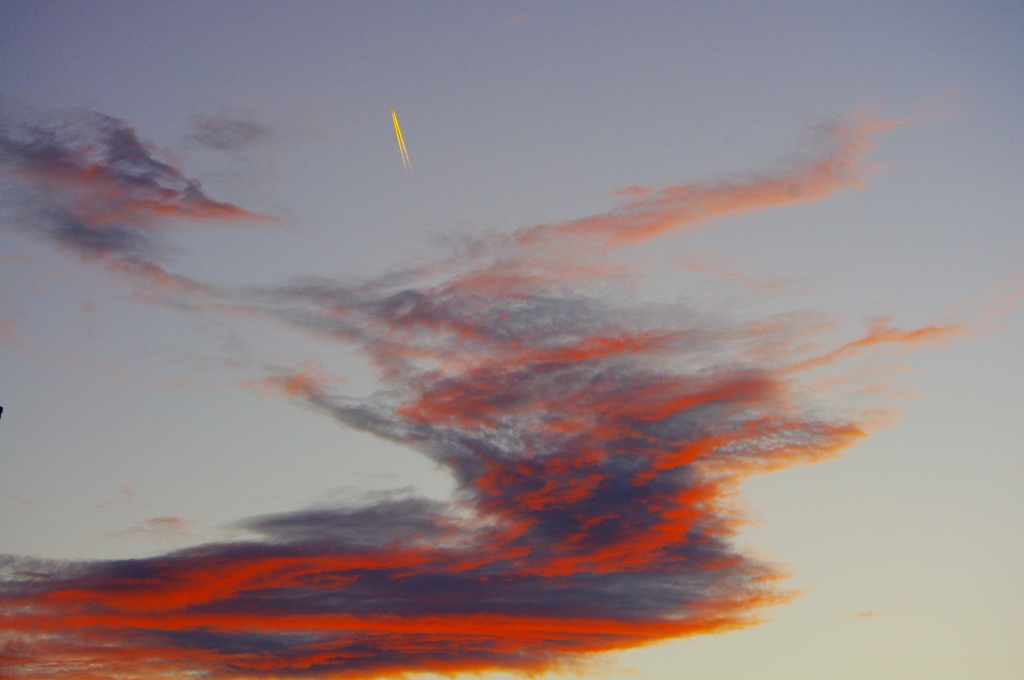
[391,109,411,171]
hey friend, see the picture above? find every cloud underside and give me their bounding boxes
[0,108,936,679]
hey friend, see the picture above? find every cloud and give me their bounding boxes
[854,609,888,619]
[0,108,264,295]
[518,111,903,249]
[789,316,967,372]
[112,517,197,542]
[0,108,948,679]
[96,486,145,510]
[854,606,909,619]
[499,13,527,28]
[0,318,25,348]
[187,114,271,151]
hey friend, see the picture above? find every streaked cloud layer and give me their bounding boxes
[0,109,948,679]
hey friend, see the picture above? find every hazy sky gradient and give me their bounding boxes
[1,2,1022,679]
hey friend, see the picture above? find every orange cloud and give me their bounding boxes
[518,111,903,249]
[790,317,968,372]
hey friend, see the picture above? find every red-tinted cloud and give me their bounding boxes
[0,108,939,679]
[518,111,902,249]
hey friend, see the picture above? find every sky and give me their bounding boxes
[0,2,1022,679]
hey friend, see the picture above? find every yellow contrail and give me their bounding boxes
[391,109,410,172]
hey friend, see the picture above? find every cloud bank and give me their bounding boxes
[0,109,938,679]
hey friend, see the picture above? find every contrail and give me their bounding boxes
[391,109,411,172]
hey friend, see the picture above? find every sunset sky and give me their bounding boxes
[1,2,1022,679]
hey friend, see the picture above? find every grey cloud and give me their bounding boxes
[188,115,270,151]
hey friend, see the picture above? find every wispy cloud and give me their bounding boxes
[0,108,264,295]
[854,605,910,620]
[96,485,146,511]
[0,108,953,679]
[187,114,271,152]
[0,318,25,348]
[112,517,197,542]
[519,111,902,249]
